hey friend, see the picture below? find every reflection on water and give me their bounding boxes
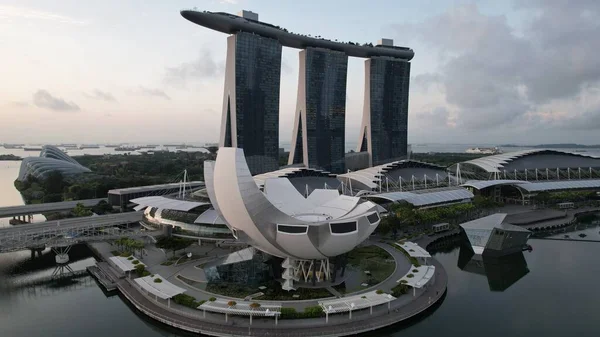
[457,245,530,291]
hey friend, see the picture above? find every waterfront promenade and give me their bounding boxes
[117,257,447,336]
[91,240,447,336]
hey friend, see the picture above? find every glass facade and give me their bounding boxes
[369,57,410,166]
[304,48,348,173]
[233,32,282,175]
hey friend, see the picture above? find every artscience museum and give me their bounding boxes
[204,147,381,290]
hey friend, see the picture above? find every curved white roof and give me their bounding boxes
[462,179,600,193]
[134,274,186,300]
[253,167,336,189]
[194,208,225,225]
[368,188,474,207]
[130,196,209,212]
[18,145,91,181]
[457,149,600,173]
[461,180,526,190]
[338,160,447,190]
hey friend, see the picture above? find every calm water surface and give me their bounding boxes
[1,152,600,336]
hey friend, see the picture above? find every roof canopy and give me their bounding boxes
[461,180,526,190]
[130,196,210,212]
[338,160,448,190]
[516,179,600,193]
[253,167,336,189]
[319,290,395,314]
[134,274,186,299]
[454,149,600,173]
[395,241,431,258]
[109,256,145,272]
[463,179,600,193]
[198,300,281,316]
[194,208,225,225]
[368,188,473,207]
[397,265,435,288]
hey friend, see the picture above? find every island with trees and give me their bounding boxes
[0,154,21,161]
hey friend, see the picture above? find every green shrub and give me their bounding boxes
[391,284,409,297]
[280,307,297,319]
[154,278,162,283]
[119,252,132,257]
[132,260,139,265]
[127,256,134,260]
[375,289,384,295]
[412,269,419,273]
[303,306,324,318]
[361,296,367,299]
[400,279,408,284]
[227,301,237,307]
[173,294,200,309]
[280,306,324,319]
[209,297,216,302]
[249,302,261,309]
[198,300,206,306]
[406,273,414,278]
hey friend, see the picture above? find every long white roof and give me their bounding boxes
[130,196,210,211]
[109,256,145,272]
[134,274,186,299]
[198,300,281,316]
[463,179,600,193]
[395,241,431,258]
[368,188,474,207]
[397,265,436,289]
[319,290,395,314]
[458,149,600,173]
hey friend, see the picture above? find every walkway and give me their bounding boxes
[0,211,146,252]
[0,198,106,218]
[117,255,447,336]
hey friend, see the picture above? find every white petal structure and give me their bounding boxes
[204,147,381,260]
[18,145,91,181]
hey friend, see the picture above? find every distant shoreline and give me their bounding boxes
[0,154,22,161]
[499,143,600,149]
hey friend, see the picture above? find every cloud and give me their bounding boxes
[391,3,600,133]
[132,86,171,100]
[164,49,224,87]
[32,90,80,112]
[219,0,238,4]
[0,5,87,25]
[10,101,29,107]
[84,89,117,102]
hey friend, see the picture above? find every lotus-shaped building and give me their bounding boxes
[205,148,381,288]
[18,145,91,181]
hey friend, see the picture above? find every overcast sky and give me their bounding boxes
[1,0,599,145]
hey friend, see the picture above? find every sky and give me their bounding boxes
[1,0,599,145]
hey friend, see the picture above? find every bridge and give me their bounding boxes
[0,198,106,218]
[0,211,147,253]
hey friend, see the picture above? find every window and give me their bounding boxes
[277,225,308,234]
[330,221,357,234]
[367,212,380,224]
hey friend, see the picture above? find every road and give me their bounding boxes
[0,198,106,218]
[0,211,144,252]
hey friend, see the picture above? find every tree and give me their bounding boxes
[43,171,65,195]
[72,203,92,217]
